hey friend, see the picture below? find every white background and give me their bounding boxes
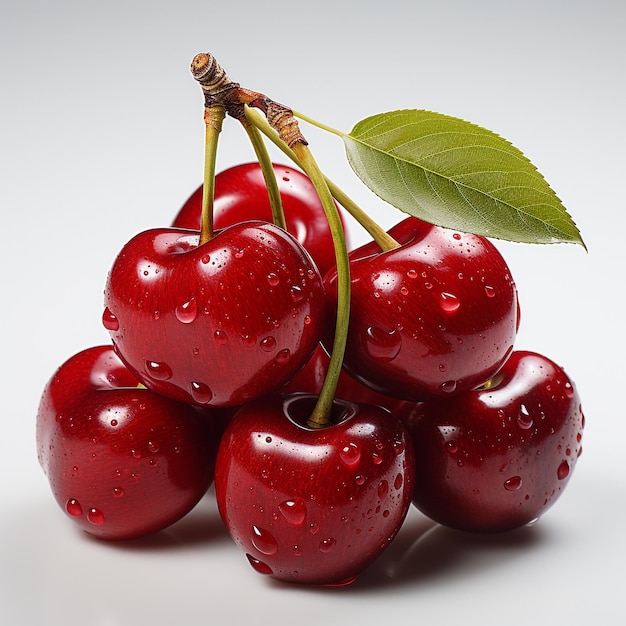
[2,1,624,624]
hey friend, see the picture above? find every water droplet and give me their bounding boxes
[355,475,366,486]
[242,334,257,347]
[440,380,457,394]
[276,348,291,363]
[267,272,280,286]
[214,329,228,345]
[504,476,522,491]
[484,285,496,298]
[394,473,403,490]
[446,440,459,454]
[290,285,305,302]
[319,538,336,553]
[87,508,105,525]
[278,498,307,526]
[407,269,418,279]
[517,404,533,429]
[112,487,125,498]
[190,381,213,404]
[246,554,273,575]
[440,292,460,313]
[303,315,312,325]
[66,498,83,517]
[251,526,278,555]
[102,307,119,331]
[175,298,197,323]
[110,419,118,427]
[260,336,276,352]
[339,442,361,467]
[201,253,211,264]
[131,449,141,458]
[363,326,402,362]
[147,441,160,453]
[145,360,173,381]
[557,460,570,480]
[378,480,389,500]
[564,381,575,398]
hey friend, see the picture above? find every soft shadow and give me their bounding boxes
[351,513,550,592]
[273,508,551,595]
[81,490,232,553]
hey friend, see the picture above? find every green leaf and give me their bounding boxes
[344,109,585,246]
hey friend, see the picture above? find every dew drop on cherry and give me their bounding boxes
[190,381,213,404]
[440,292,460,313]
[440,380,457,394]
[504,476,523,491]
[175,298,197,323]
[363,326,402,362]
[267,272,280,286]
[214,329,228,345]
[66,498,83,517]
[87,508,105,525]
[260,336,276,352]
[278,498,307,526]
[339,442,361,467]
[557,460,570,480]
[290,285,305,302]
[112,487,125,498]
[251,526,278,555]
[102,307,119,331]
[517,404,533,429]
[246,554,273,575]
[145,360,173,381]
[276,348,291,364]
[378,480,389,500]
[319,537,336,553]
[484,285,496,298]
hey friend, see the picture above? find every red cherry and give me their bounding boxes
[324,216,520,400]
[214,393,415,585]
[103,221,326,407]
[173,162,348,277]
[36,345,220,540]
[400,350,584,533]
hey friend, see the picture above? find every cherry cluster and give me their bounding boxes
[36,53,585,587]
[37,161,584,586]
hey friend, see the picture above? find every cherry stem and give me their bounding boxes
[240,119,287,230]
[244,107,399,252]
[291,143,351,428]
[200,106,226,245]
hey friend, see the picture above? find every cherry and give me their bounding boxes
[214,393,415,585]
[172,162,348,277]
[400,350,584,533]
[36,345,219,540]
[324,216,520,400]
[103,220,326,408]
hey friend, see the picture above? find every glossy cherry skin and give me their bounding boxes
[324,216,520,401]
[214,393,415,585]
[36,345,219,540]
[172,162,347,277]
[400,350,584,533]
[103,221,326,408]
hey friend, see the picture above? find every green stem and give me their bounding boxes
[242,122,287,230]
[290,142,350,428]
[245,106,399,252]
[200,107,226,245]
